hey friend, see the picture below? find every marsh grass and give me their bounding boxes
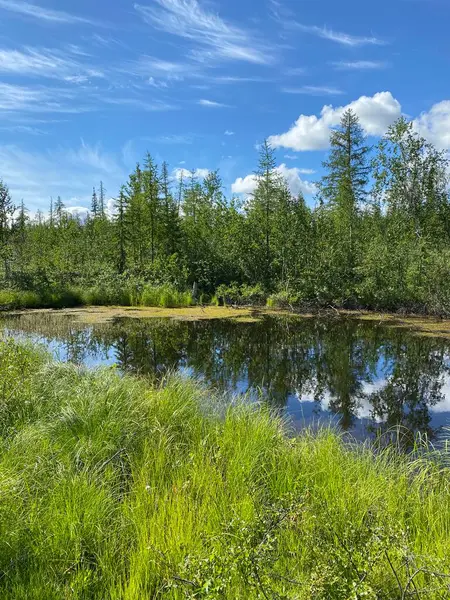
[0,284,195,311]
[1,339,450,599]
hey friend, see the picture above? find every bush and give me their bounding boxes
[267,290,300,309]
[216,283,267,306]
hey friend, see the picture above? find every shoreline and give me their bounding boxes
[4,304,450,338]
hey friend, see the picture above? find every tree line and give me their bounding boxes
[1,109,450,313]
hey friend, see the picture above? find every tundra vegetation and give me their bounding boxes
[0,338,450,599]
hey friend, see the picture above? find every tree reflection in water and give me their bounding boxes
[2,312,450,441]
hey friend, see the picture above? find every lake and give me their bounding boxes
[2,310,450,443]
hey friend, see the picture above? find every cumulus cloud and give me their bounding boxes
[413,101,450,151]
[232,164,316,197]
[268,91,402,151]
[173,167,209,180]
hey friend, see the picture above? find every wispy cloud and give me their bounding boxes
[212,75,273,84]
[146,134,193,144]
[282,85,344,96]
[102,97,178,112]
[294,24,385,47]
[0,0,100,25]
[134,0,276,65]
[148,77,169,88]
[0,82,90,113]
[0,141,126,210]
[125,55,194,85]
[198,98,232,108]
[224,130,235,135]
[0,124,48,135]
[0,47,104,82]
[332,60,388,70]
[284,67,307,76]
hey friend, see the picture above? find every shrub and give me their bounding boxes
[216,283,267,306]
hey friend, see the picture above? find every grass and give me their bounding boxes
[0,338,450,598]
[0,284,194,311]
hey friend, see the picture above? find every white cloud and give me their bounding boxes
[293,23,385,47]
[282,85,344,96]
[173,167,209,180]
[224,130,235,135]
[0,124,47,135]
[0,0,99,25]
[231,173,257,195]
[128,55,191,79]
[281,160,316,175]
[66,140,119,173]
[134,0,275,65]
[0,47,104,81]
[284,67,307,76]
[102,97,178,111]
[231,164,316,197]
[213,75,273,84]
[148,76,169,88]
[268,91,402,151]
[332,60,387,70]
[0,82,88,114]
[198,98,231,108]
[413,101,450,151]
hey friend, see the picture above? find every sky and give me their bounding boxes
[0,0,449,213]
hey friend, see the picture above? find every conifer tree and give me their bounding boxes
[54,196,65,227]
[91,187,98,217]
[99,181,106,217]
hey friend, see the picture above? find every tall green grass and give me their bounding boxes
[1,338,449,598]
[0,284,194,310]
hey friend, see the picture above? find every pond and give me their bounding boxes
[2,310,450,443]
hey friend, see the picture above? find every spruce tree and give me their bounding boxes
[318,110,370,302]
[54,196,65,227]
[319,109,370,207]
[91,187,98,217]
[99,181,106,217]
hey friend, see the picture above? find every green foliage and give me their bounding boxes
[216,283,267,306]
[0,339,450,598]
[266,289,299,308]
[1,111,450,314]
[140,284,194,308]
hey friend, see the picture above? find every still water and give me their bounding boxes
[2,311,450,442]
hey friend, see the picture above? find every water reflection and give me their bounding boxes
[2,312,450,441]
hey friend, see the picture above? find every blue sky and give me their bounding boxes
[0,0,449,213]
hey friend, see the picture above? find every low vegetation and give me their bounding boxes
[0,284,194,311]
[1,338,449,599]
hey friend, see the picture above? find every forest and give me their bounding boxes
[1,110,450,314]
